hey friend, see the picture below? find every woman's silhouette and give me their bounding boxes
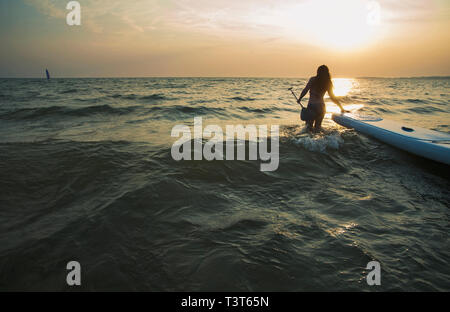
[297,65,346,132]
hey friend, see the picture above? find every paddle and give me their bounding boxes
[288,87,305,109]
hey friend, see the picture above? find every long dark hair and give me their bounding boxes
[314,65,332,92]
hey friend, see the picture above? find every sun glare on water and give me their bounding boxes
[326,78,364,114]
[332,78,353,96]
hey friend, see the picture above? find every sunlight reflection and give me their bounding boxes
[325,78,363,116]
[326,222,358,238]
[332,78,354,96]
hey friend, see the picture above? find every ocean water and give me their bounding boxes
[0,77,449,291]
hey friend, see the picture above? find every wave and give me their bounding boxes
[237,106,273,113]
[407,99,426,104]
[213,218,269,232]
[164,83,189,89]
[293,133,344,153]
[141,94,167,101]
[404,106,445,114]
[146,83,189,89]
[375,107,390,113]
[109,93,170,102]
[229,96,256,101]
[144,105,228,119]
[60,89,78,94]
[0,103,241,122]
[0,104,140,120]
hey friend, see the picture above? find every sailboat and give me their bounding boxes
[45,69,50,80]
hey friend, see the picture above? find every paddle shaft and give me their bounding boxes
[289,89,305,109]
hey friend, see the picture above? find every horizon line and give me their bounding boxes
[1,75,450,79]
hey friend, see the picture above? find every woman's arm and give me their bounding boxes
[328,86,346,113]
[297,78,312,103]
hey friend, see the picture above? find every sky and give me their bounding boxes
[0,0,449,77]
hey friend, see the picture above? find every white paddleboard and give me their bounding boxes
[332,113,450,165]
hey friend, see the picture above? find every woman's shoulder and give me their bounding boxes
[307,76,317,86]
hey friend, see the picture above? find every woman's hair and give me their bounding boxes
[314,65,332,92]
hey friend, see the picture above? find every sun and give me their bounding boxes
[281,0,381,50]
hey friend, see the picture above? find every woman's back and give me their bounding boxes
[308,76,328,104]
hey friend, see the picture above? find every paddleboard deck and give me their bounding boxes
[332,113,450,165]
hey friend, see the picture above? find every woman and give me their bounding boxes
[297,65,346,132]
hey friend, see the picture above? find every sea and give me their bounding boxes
[0,77,449,291]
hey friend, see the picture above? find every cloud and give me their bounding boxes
[23,0,449,42]
[378,0,449,23]
[24,0,161,34]
[24,0,66,18]
[23,0,305,37]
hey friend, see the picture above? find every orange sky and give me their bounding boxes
[1,0,449,77]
